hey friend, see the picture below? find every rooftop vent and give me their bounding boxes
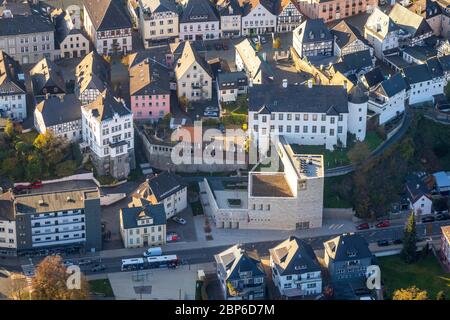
[38,199,45,206]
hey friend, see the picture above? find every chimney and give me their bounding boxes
[282,79,288,88]
[307,79,313,88]
[248,78,253,87]
[343,80,347,90]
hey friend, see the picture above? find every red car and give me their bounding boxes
[376,220,390,228]
[356,223,370,230]
[30,181,43,189]
[166,233,180,242]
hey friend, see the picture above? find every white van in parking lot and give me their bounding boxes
[143,247,162,257]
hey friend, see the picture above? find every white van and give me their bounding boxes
[143,247,162,257]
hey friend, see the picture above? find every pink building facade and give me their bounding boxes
[297,0,377,23]
[131,94,170,121]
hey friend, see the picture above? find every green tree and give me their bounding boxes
[400,211,418,264]
[348,141,371,166]
[55,160,77,177]
[33,131,68,169]
[5,119,14,138]
[393,286,428,300]
[273,37,281,50]
[25,154,43,182]
[436,291,446,300]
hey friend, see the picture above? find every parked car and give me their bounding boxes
[377,240,390,247]
[356,223,370,230]
[14,184,29,192]
[77,259,92,266]
[421,216,435,223]
[376,220,390,228]
[393,239,403,245]
[205,106,218,112]
[167,232,180,242]
[172,216,187,225]
[143,247,162,257]
[260,36,267,44]
[91,264,106,272]
[436,213,450,221]
[203,111,218,117]
[251,37,259,45]
[30,181,43,189]
[63,260,74,267]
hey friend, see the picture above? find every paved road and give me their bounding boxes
[2,220,447,276]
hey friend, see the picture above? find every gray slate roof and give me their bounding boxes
[217,71,248,90]
[83,0,132,31]
[334,49,372,74]
[362,66,385,89]
[0,4,54,37]
[389,3,433,38]
[403,63,432,85]
[294,18,333,44]
[140,0,178,15]
[378,73,407,98]
[331,20,364,50]
[406,174,432,202]
[133,171,186,203]
[82,90,130,122]
[215,244,265,281]
[0,51,26,96]
[249,84,348,115]
[30,57,66,96]
[120,203,167,229]
[35,94,82,127]
[324,233,373,262]
[180,0,219,23]
[269,236,321,276]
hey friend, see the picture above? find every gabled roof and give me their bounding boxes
[294,18,333,44]
[361,66,385,89]
[120,203,167,229]
[331,20,364,50]
[406,174,432,203]
[82,90,131,122]
[180,0,219,23]
[0,50,26,95]
[30,57,66,95]
[377,73,407,98]
[53,9,84,49]
[76,51,111,94]
[217,71,248,89]
[237,0,276,16]
[403,45,437,63]
[426,56,444,78]
[269,236,321,276]
[324,233,373,262]
[365,8,400,39]
[235,38,274,81]
[389,3,433,38]
[132,171,186,203]
[140,0,178,15]
[175,41,212,79]
[249,84,348,114]
[403,63,432,85]
[274,0,301,15]
[335,49,372,74]
[83,0,132,31]
[217,0,243,16]
[35,94,82,126]
[129,58,170,96]
[215,244,265,281]
[438,54,450,72]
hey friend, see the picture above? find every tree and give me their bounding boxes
[25,154,43,181]
[255,42,262,52]
[348,141,371,165]
[55,160,77,177]
[33,131,68,169]
[31,255,90,300]
[393,286,428,300]
[5,119,15,138]
[436,291,446,300]
[273,37,281,50]
[400,210,418,264]
[178,96,189,110]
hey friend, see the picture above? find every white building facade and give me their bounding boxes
[241,2,277,36]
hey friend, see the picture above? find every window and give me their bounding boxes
[304,114,309,121]
[330,117,335,124]
[278,114,283,120]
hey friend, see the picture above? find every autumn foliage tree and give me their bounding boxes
[393,286,428,300]
[31,255,90,300]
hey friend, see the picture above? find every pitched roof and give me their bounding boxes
[406,174,432,203]
[215,244,265,281]
[0,50,26,95]
[132,171,186,203]
[217,0,243,16]
[336,49,372,74]
[389,3,432,38]
[403,45,437,63]
[324,233,373,262]
[377,73,407,98]
[129,58,170,96]
[82,90,131,122]
[35,94,82,127]
[175,41,212,79]
[0,3,54,37]
[30,57,66,95]
[0,191,14,221]
[120,203,167,229]
[249,84,349,114]
[365,8,400,39]
[76,51,111,94]
[331,20,364,50]
[53,9,84,49]
[361,66,385,89]
[217,71,248,89]
[180,0,219,23]
[274,0,301,15]
[235,38,274,82]
[403,63,432,85]
[348,84,369,104]
[294,18,333,44]
[83,0,132,31]
[269,236,321,276]
[139,0,178,15]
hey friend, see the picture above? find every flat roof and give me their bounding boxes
[250,173,294,198]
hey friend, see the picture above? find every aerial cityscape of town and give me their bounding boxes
[0,0,450,306]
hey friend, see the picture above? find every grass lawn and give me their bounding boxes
[324,176,353,208]
[379,255,450,299]
[89,279,114,297]
[365,131,384,151]
[290,144,350,169]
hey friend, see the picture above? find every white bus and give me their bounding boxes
[121,258,145,271]
[146,255,179,269]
